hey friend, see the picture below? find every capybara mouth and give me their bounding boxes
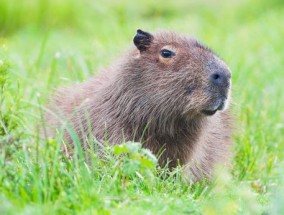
[202,98,227,116]
[202,109,218,116]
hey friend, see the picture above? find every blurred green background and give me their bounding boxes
[0,0,284,214]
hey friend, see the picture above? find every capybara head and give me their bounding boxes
[125,29,231,121]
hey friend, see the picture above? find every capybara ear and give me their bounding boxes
[133,29,154,52]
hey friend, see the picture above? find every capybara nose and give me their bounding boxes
[209,72,229,87]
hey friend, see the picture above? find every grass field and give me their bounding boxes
[1,0,284,214]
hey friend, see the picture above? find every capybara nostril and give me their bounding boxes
[209,72,228,87]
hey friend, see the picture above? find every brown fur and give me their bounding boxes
[43,30,233,181]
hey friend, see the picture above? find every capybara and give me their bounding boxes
[44,29,233,181]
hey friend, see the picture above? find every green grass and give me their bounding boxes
[1,0,284,214]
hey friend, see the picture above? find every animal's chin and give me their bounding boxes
[201,98,227,116]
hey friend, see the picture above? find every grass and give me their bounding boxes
[0,0,284,214]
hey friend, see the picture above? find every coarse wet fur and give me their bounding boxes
[43,29,233,182]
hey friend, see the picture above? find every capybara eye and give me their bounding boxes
[160,49,176,58]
